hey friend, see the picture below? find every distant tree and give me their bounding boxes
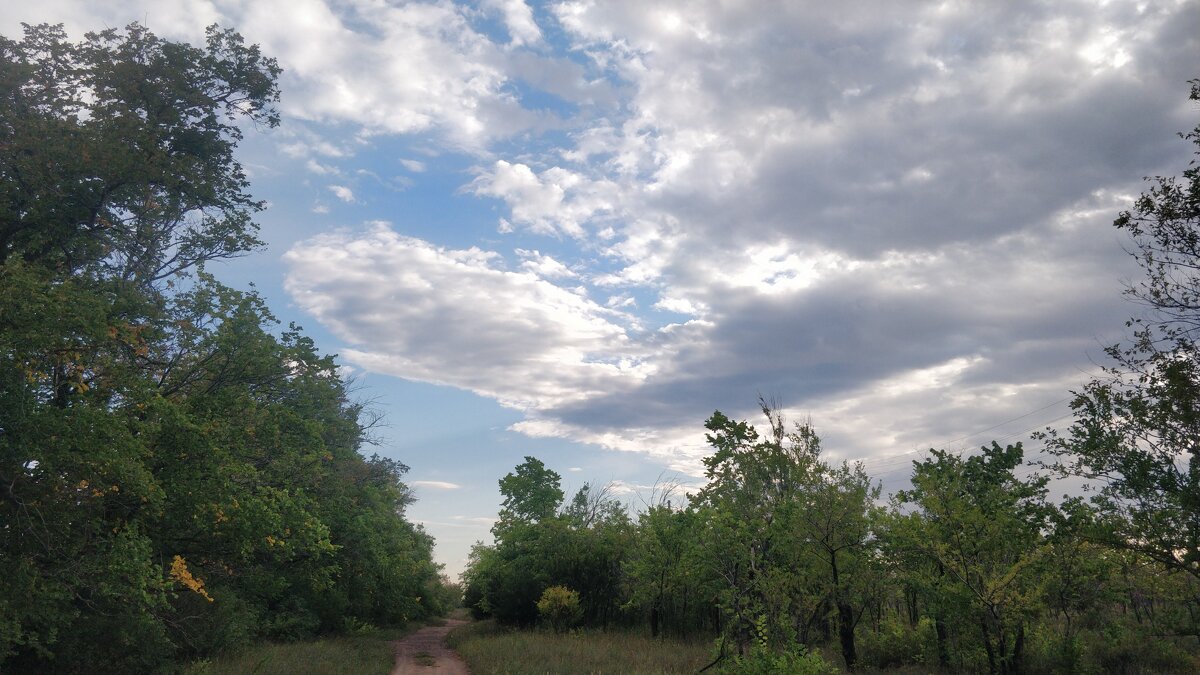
[1042,79,1200,580]
[496,456,564,530]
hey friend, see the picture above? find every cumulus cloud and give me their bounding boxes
[32,0,1194,474]
[470,161,618,238]
[483,0,542,47]
[283,224,657,411]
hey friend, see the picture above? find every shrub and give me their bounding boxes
[857,616,938,669]
[537,586,583,633]
[719,644,838,675]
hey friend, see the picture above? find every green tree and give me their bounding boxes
[1043,79,1200,580]
[0,22,279,280]
[496,456,564,529]
[691,405,878,670]
[0,23,443,671]
[895,443,1050,675]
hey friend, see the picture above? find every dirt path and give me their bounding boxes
[391,619,470,675]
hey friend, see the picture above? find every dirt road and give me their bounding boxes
[391,619,470,675]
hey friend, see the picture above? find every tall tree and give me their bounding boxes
[691,405,877,669]
[895,443,1050,675]
[496,456,564,530]
[0,22,279,282]
[0,24,443,671]
[1043,79,1200,580]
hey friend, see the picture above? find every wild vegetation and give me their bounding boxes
[3,14,1199,675]
[447,620,714,675]
[0,24,450,673]
[461,82,1200,674]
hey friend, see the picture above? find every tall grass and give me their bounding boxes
[447,621,713,675]
[184,628,409,675]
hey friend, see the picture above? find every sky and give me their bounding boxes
[4,0,1197,578]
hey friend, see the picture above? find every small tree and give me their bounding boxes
[537,585,582,632]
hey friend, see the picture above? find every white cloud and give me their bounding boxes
[411,480,462,490]
[305,159,338,175]
[517,249,577,279]
[1,0,552,153]
[471,161,618,239]
[483,0,541,47]
[328,185,355,203]
[33,0,1183,473]
[283,224,658,411]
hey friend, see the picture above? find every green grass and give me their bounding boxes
[447,621,714,675]
[184,627,411,675]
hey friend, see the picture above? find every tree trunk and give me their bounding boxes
[837,599,858,670]
[1010,623,1025,675]
[935,617,950,668]
[830,551,857,670]
[981,619,997,675]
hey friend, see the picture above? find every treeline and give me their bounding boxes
[465,430,1198,673]
[0,25,449,673]
[463,81,1200,674]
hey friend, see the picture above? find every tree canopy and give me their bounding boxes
[0,23,446,673]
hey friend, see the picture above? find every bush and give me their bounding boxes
[719,644,838,675]
[1080,623,1200,674]
[537,586,583,633]
[857,616,938,669]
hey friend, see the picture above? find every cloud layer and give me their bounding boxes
[280,0,1197,472]
[10,1,1195,474]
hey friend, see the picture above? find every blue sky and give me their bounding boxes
[5,0,1197,577]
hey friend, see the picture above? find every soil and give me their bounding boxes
[390,619,471,675]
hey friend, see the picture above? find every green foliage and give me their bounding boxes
[1041,79,1200,580]
[718,643,838,675]
[691,404,879,668]
[893,442,1051,674]
[0,23,443,672]
[465,467,633,628]
[462,394,1200,675]
[856,616,938,669]
[537,586,583,632]
[496,456,564,529]
[448,620,713,674]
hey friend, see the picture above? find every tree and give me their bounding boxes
[895,443,1050,675]
[1043,79,1200,580]
[0,24,444,671]
[691,404,877,670]
[0,22,279,282]
[496,456,564,529]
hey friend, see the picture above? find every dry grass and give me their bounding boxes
[447,621,714,675]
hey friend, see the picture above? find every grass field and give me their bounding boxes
[447,621,715,675]
[183,627,411,675]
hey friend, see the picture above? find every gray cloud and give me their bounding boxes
[264,1,1198,469]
